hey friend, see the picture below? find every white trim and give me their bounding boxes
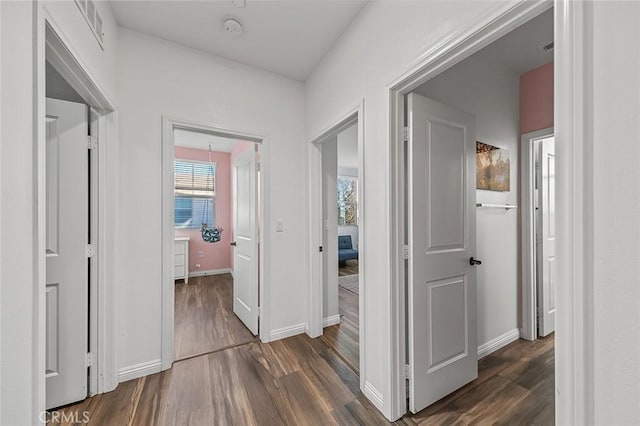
[478,329,521,359]
[388,1,554,420]
[322,314,341,327]
[188,268,232,277]
[269,323,308,341]
[555,1,592,424]
[363,382,384,412]
[308,100,366,397]
[520,128,554,342]
[118,360,162,383]
[162,118,268,368]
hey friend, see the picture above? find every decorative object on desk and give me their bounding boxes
[200,143,223,243]
[476,141,510,191]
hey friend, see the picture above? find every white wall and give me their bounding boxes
[0,1,119,423]
[415,54,519,349]
[1,3,38,423]
[305,1,512,417]
[589,2,640,423]
[322,137,339,321]
[116,28,307,371]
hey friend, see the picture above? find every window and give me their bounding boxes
[337,176,358,226]
[174,160,216,228]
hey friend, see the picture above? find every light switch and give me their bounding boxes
[323,219,330,231]
[276,219,285,232]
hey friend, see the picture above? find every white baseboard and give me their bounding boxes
[477,328,520,359]
[269,323,308,341]
[363,381,384,412]
[118,359,162,383]
[322,314,341,327]
[189,268,232,277]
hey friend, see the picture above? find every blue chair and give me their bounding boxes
[338,235,358,263]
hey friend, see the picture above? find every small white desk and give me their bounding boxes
[174,236,190,283]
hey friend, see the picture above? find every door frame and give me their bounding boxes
[38,10,119,403]
[161,118,267,370]
[387,0,591,422]
[308,100,365,390]
[520,127,554,341]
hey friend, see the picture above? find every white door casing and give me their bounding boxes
[537,137,555,336]
[45,98,89,409]
[407,93,478,413]
[232,147,259,335]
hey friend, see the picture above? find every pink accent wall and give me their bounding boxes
[519,62,554,134]
[175,146,232,272]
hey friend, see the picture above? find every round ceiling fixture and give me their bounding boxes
[223,17,243,36]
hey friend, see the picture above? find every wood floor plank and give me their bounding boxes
[174,274,256,360]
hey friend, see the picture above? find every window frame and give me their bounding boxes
[173,158,217,229]
[337,175,358,226]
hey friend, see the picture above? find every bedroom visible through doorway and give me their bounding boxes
[172,128,261,361]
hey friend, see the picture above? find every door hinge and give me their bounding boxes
[257,306,260,316]
[256,161,261,172]
[85,352,96,368]
[87,136,97,150]
[405,364,411,379]
[402,245,409,260]
[402,127,409,142]
[86,243,96,258]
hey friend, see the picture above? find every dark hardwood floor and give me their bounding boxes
[339,259,359,276]
[51,333,554,425]
[322,280,360,374]
[51,268,554,425]
[174,274,256,360]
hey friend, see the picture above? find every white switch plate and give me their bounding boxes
[323,219,330,231]
[276,219,285,232]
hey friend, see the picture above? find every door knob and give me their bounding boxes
[230,241,237,247]
[469,257,482,266]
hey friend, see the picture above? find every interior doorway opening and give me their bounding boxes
[309,103,365,389]
[390,4,556,421]
[161,119,265,370]
[43,21,118,410]
[171,128,261,361]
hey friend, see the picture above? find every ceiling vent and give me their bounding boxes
[541,41,554,52]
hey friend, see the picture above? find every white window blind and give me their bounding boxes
[174,160,216,228]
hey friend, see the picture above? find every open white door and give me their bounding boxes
[537,137,556,336]
[232,147,259,335]
[407,93,478,413]
[45,98,89,409]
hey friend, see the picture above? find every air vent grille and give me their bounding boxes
[541,41,554,52]
[74,0,104,49]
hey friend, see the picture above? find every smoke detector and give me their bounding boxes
[223,18,243,37]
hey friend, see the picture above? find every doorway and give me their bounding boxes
[309,104,365,387]
[390,4,556,419]
[317,121,361,373]
[161,119,264,368]
[171,129,261,360]
[522,129,556,340]
[42,22,118,409]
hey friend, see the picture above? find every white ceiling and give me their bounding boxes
[476,8,553,74]
[174,129,240,152]
[110,0,368,81]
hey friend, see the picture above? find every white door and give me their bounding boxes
[407,93,478,413]
[232,147,259,335]
[537,137,556,336]
[45,98,89,409]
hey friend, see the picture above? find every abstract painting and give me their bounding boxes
[476,142,510,191]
